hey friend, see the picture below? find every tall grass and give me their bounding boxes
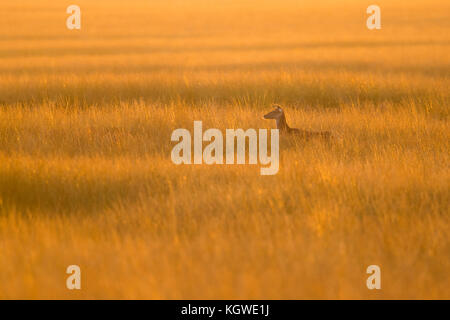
[0,0,449,298]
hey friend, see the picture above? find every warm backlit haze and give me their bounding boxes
[0,0,449,299]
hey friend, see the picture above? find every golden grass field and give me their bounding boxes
[0,0,449,299]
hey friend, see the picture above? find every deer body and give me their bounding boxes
[264,105,331,140]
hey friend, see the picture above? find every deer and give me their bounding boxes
[263,105,331,140]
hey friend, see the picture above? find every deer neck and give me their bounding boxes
[276,114,290,131]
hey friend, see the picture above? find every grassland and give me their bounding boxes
[0,0,449,299]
